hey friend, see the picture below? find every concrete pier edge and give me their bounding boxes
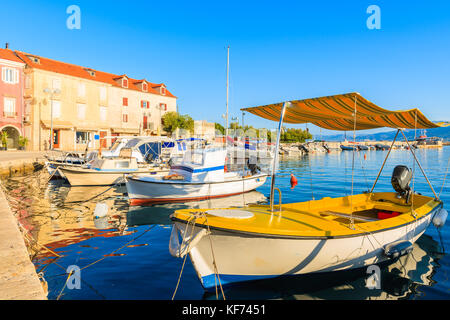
[0,155,47,300]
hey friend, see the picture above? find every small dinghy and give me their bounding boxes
[59,151,169,186]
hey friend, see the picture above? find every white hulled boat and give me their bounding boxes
[169,92,448,292]
[59,156,169,186]
[126,147,268,205]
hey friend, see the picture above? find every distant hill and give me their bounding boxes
[321,126,450,142]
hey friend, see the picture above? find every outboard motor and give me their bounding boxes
[391,165,412,203]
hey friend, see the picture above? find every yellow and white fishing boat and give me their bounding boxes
[169,93,448,291]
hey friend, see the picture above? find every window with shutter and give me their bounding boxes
[2,67,18,84]
[100,87,107,101]
[77,104,86,119]
[52,100,61,118]
[78,83,86,97]
[100,106,107,121]
[3,98,16,117]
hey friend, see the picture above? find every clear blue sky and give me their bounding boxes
[1,0,450,135]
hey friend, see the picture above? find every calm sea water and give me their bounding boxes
[3,147,450,300]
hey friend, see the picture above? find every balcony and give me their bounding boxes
[3,111,18,118]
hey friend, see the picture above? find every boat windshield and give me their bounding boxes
[110,140,123,152]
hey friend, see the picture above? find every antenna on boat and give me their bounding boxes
[226,45,230,138]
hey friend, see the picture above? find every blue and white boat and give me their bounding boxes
[125,148,268,205]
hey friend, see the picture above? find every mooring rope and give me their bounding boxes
[202,214,226,300]
[308,154,315,201]
[80,224,156,271]
[56,269,74,300]
[172,214,197,300]
[64,178,125,205]
[439,156,450,197]
[357,150,369,191]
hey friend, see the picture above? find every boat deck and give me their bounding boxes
[172,192,441,238]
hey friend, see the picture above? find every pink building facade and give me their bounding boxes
[0,47,25,149]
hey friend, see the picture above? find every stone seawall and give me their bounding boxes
[0,151,47,299]
[0,184,47,299]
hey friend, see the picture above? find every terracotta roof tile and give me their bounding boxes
[14,50,176,98]
[0,48,24,64]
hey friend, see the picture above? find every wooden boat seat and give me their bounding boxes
[320,210,379,222]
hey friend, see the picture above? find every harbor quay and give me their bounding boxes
[0,150,47,299]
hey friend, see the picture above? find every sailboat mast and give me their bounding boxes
[226,45,230,137]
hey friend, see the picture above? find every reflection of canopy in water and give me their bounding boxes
[241,92,441,131]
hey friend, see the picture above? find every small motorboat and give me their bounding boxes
[169,92,447,291]
[340,144,357,151]
[59,153,169,186]
[44,150,97,179]
[357,145,369,151]
[374,144,390,150]
[126,148,268,205]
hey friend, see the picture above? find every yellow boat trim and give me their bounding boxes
[171,192,442,239]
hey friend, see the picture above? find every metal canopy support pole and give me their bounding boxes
[270,102,288,212]
[50,92,53,150]
[399,129,439,200]
[370,129,400,193]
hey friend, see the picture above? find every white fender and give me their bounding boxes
[169,223,208,258]
[432,208,448,228]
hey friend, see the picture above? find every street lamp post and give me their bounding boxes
[231,116,238,129]
[43,88,61,150]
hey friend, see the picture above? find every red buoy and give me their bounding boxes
[364,154,367,160]
[290,173,298,189]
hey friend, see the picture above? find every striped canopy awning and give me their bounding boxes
[241,92,441,131]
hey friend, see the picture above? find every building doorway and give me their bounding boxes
[0,126,21,149]
[100,131,107,148]
[52,129,60,149]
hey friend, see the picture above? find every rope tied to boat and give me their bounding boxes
[171,214,199,300]
[439,156,450,198]
[203,213,226,300]
[170,212,226,300]
[56,269,75,300]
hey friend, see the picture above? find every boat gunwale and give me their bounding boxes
[58,166,167,175]
[170,200,442,240]
[127,173,269,185]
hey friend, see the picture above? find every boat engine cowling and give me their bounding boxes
[391,165,412,202]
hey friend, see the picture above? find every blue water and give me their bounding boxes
[4,147,450,300]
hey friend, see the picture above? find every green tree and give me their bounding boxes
[162,111,180,135]
[280,128,312,142]
[179,114,194,134]
[230,122,240,130]
[215,123,225,135]
[162,112,195,135]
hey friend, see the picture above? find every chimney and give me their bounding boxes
[5,43,9,49]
